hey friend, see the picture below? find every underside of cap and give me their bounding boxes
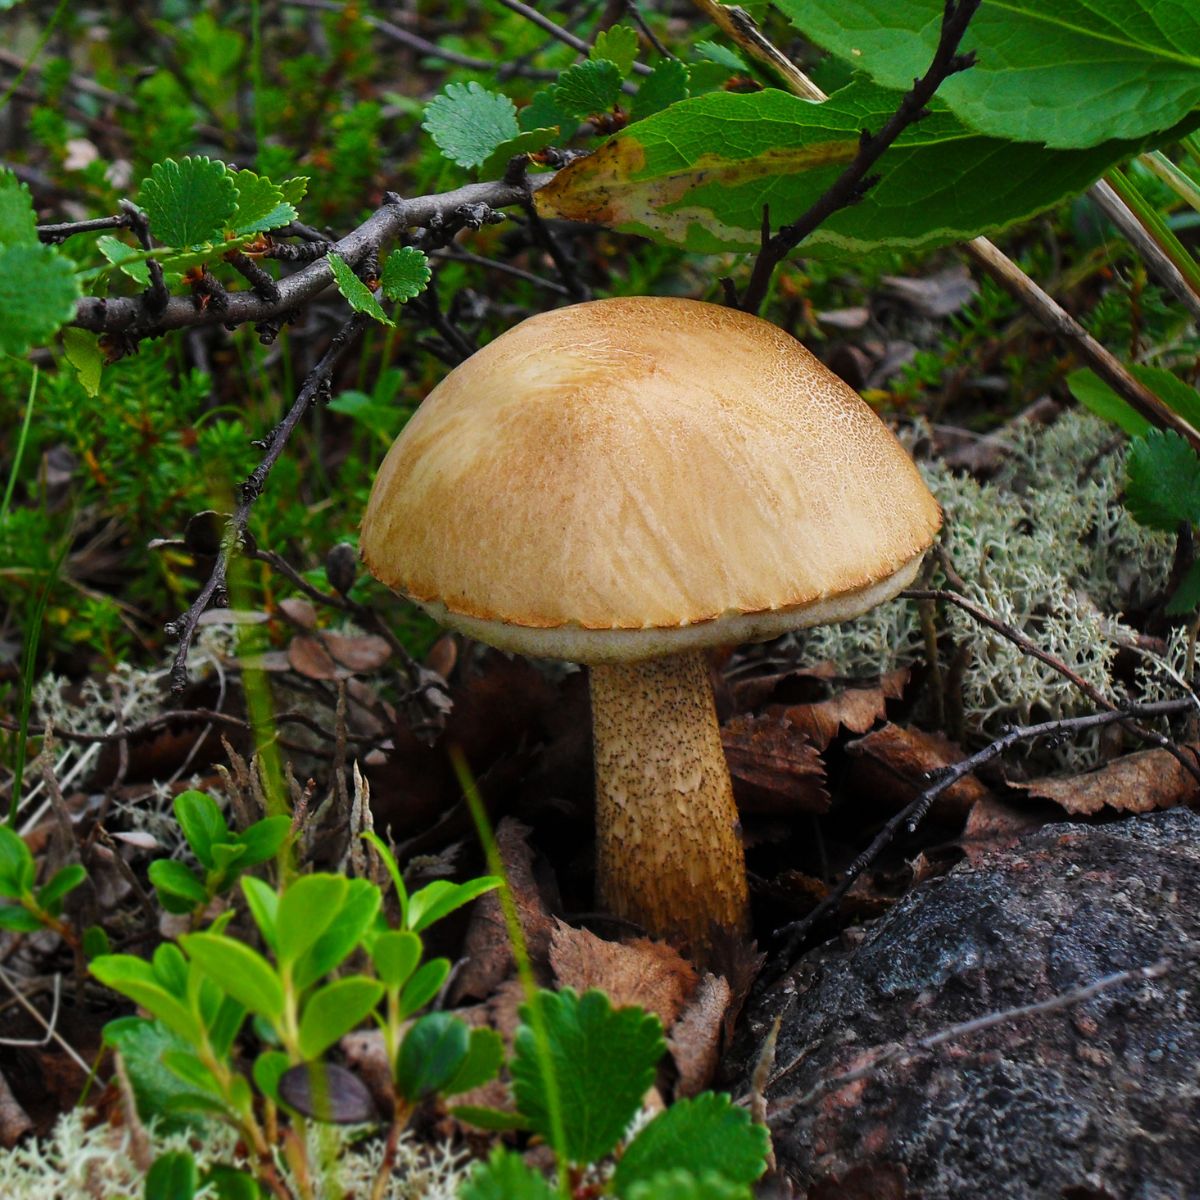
[362,297,941,663]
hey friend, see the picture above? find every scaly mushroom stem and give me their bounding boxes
[590,651,750,954]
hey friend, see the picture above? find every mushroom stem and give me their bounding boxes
[590,651,750,954]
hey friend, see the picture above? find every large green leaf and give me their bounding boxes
[180,932,284,1021]
[0,243,80,357]
[778,0,1200,149]
[535,82,1196,258]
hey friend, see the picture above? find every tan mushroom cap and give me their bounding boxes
[361,296,941,663]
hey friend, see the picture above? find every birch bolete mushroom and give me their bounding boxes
[361,297,941,954]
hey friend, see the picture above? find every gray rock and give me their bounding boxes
[731,810,1200,1199]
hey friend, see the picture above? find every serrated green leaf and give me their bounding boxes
[631,59,689,121]
[380,246,431,303]
[694,40,747,72]
[613,1093,769,1195]
[480,128,560,179]
[537,81,1200,258]
[1125,429,1200,531]
[279,176,309,207]
[445,1026,504,1096]
[231,169,297,234]
[61,327,102,396]
[0,169,38,247]
[145,1150,197,1200]
[104,1017,205,1131]
[138,156,238,247]
[36,863,87,913]
[1166,558,1200,616]
[623,1169,754,1200]
[424,82,520,169]
[174,790,227,870]
[519,90,572,137]
[778,0,1200,150]
[407,876,501,933]
[0,242,80,356]
[148,860,209,913]
[512,988,665,1165]
[0,826,33,896]
[553,59,622,119]
[459,1148,556,1200]
[298,976,384,1060]
[592,25,639,76]
[96,235,151,285]
[180,932,284,1021]
[395,1012,469,1102]
[327,252,392,326]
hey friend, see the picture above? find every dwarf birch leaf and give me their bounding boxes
[553,59,622,118]
[61,327,102,396]
[631,60,689,121]
[459,1148,557,1200]
[279,176,309,206]
[0,243,80,356]
[231,169,297,234]
[777,0,1200,149]
[592,24,639,76]
[424,82,520,169]
[139,156,237,247]
[1125,429,1200,531]
[97,235,151,285]
[327,252,392,326]
[537,81,1200,257]
[480,127,560,178]
[380,246,431,302]
[694,40,747,72]
[0,168,38,246]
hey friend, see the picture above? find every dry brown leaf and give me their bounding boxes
[287,634,346,680]
[667,972,732,1097]
[451,818,555,1003]
[775,670,908,752]
[959,794,1046,864]
[1013,744,1200,816]
[277,597,318,629]
[844,723,989,820]
[722,714,829,815]
[549,920,697,1028]
[323,632,391,672]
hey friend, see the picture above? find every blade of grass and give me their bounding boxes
[1139,151,1200,214]
[1104,167,1200,305]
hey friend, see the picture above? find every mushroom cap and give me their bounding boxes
[361,296,941,663]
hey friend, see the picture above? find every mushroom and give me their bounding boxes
[361,297,941,956]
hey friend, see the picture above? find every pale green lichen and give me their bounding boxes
[798,411,1181,764]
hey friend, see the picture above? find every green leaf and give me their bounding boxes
[96,235,151,286]
[201,1166,263,1200]
[0,168,38,247]
[1125,429,1200,531]
[0,243,80,356]
[512,988,665,1165]
[1067,369,1152,438]
[380,247,431,303]
[479,127,560,178]
[298,976,384,1060]
[278,176,309,207]
[451,1104,530,1132]
[232,815,291,868]
[275,873,346,967]
[0,904,44,932]
[394,1012,469,1101]
[138,156,238,247]
[82,925,111,959]
[0,826,33,896]
[519,90,572,136]
[631,59,689,121]
[535,80,1200,257]
[623,1169,754,1200]
[1129,366,1200,433]
[180,932,284,1021]
[361,831,407,922]
[104,1017,205,1131]
[91,956,201,1043]
[252,1049,291,1103]
[694,41,747,72]
[407,876,502,933]
[230,169,297,234]
[444,1026,504,1097]
[553,59,622,119]
[1167,559,1200,616]
[423,82,520,170]
[398,957,451,1018]
[592,25,639,76]
[459,1148,557,1200]
[61,327,102,397]
[778,0,1200,149]
[174,790,227,869]
[327,252,392,326]
[148,860,209,914]
[145,1150,197,1200]
[36,863,87,913]
[241,875,279,950]
[613,1093,769,1195]
[370,929,422,990]
[292,877,381,990]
